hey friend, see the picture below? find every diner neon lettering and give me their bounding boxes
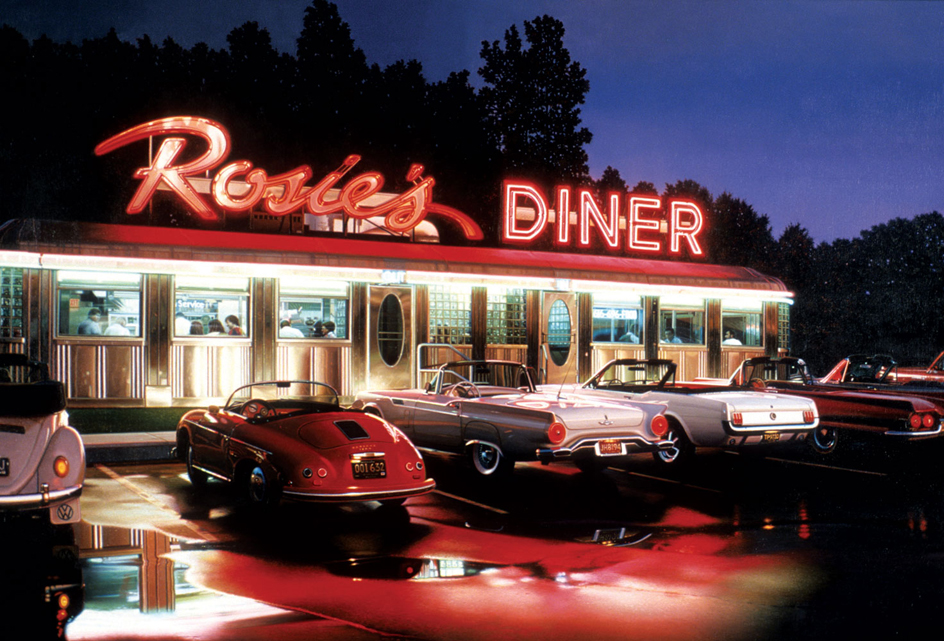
[95,116,483,240]
[501,180,704,256]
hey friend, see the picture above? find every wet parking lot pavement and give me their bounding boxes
[5,439,944,640]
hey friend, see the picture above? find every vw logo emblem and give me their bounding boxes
[57,503,74,521]
[769,412,777,421]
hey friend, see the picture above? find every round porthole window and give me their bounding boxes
[378,294,404,367]
[547,299,571,366]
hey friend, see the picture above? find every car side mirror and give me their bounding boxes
[208,405,220,414]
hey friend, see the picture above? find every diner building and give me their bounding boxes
[0,116,793,420]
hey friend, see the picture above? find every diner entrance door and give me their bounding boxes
[368,286,414,390]
[541,292,577,385]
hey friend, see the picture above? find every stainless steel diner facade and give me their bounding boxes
[0,218,791,412]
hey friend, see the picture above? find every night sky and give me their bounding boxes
[2,0,942,243]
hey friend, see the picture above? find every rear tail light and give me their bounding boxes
[650,415,669,438]
[731,412,744,426]
[912,412,938,430]
[803,410,815,424]
[53,456,69,478]
[547,422,566,445]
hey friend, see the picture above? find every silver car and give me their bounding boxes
[0,354,84,524]
[352,360,672,477]
[545,359,819,466]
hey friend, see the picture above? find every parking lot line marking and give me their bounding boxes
[765,457,887,476]
[433,489,510,515]
[624,471,723,494]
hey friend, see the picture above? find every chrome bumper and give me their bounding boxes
[536,436,673,462]
[282,478,436,503]
[0,484,83,509]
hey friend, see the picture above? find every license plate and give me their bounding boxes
[598,440,622,456]
[762,432,780,443]
[352,458,386,479]
[0,457,8,477]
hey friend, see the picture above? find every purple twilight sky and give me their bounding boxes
[2,0,942,243]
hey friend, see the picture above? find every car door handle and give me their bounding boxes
[447,401,461,411]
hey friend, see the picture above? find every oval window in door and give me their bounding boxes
[547,299,571,366]
[378,294,404,367]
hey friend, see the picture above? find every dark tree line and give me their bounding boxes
[1,0,941,370]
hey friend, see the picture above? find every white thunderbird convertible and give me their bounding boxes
[352,360,673,477]
[543,359,819,466]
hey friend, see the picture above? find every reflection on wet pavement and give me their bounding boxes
[29,448,944,639]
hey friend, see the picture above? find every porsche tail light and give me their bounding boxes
[53,456,69,478]
[547,422,566,445]
[731,412,744,426]
[406,462,414,471]
[416,461,423,470]
[803,410,815,424]
[650,414,669,438]
[317,468,328,478]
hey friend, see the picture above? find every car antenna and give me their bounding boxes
[557,338,577,400]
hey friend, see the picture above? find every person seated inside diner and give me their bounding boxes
[104,317,131,336]
[662,328,682,344]
[206,319,226,335]
[279,319,305,338]
[723,330,743,345]
[77,308,103,335]
[321,321,337,338]
[190,320,204,335]
[225,315,244,336]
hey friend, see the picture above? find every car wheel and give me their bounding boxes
[246,465,280,507]
[652,425,695,466]
[810,425,838,454]
[186,444,208,487]
[470,442,514,477]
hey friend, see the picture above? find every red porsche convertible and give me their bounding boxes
[175,380,435,507]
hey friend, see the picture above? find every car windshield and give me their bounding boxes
[845,355,896,383]
[740,360,811,384]
[225,380,339,416]
[587,360,675,388]
[433,361,532,393]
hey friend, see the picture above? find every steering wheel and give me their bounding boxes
[448,381,481,398]
[749,377,767,390]
[243,399,275,419]
[599,379,623,388]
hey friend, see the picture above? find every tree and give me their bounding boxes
[706,191,775,270]
[294,0,369,165]
[478,15,592,187]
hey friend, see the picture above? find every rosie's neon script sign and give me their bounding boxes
[502,181,704,255]
[95,116,483,240]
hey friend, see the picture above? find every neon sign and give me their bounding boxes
[502,181,704,256]
[95,116,483,240]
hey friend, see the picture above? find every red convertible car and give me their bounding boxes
[887,350,944,384]
[175,380,435,507]
[725,357,943,455]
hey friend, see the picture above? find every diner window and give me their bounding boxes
[659,296,705,345]
[57,271,142,337]
[487,287,527,345]
[721,299,763,347]
[0,267,25,339]
[278,278,348,339]
[592,294,643,344]
[428,285,471,344]
[778,303,790,352]
[175,275,249,337]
